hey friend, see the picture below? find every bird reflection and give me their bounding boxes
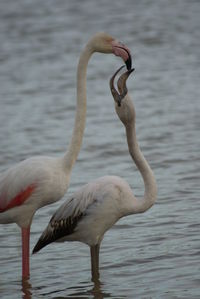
[20,275,110,299]
[21,278,32,299]
[49,278,111,299]
[91,279,104,299]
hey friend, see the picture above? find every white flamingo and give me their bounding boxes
[0,33,132,279]
[33,66,157,281]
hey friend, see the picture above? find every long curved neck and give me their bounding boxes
[126,122,157,213]
[62,45,93,173]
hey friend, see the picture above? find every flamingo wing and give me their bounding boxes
[0,164,37,213]
[0,183,36,213]
[0,156,52,213]
[32,182,99,253]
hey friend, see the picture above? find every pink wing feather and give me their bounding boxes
[0,184,36,212]
[0,157,45,213]
[0,155,62,215]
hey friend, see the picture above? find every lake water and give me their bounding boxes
[0,0,200,298]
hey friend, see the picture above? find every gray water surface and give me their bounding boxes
[0,0,200,298]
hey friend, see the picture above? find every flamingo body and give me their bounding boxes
[33,175,134,251]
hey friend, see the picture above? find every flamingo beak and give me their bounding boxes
[110,66,134,106]
[111,41,132,70]
[125,54,132,71]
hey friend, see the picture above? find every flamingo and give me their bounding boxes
[32,66,157,281]
[0,33,132,280]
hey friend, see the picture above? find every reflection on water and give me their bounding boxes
[21,279,111,299]
[48,280,107,299]
[0,0,200,298]
[21,278,108,299]
[21,279,32,299]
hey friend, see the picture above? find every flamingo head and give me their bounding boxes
[110,65,135,126]
[88,32,132,70]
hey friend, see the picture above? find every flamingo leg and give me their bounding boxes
[21,227,30,280]
[90,244,100,281]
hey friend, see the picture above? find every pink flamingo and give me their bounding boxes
[0,32,132,279]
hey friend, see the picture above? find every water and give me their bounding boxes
[0,0,200,298]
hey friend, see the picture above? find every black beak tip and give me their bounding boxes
[125,56,132,70]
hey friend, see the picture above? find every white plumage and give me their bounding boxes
[39,176,133,244]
